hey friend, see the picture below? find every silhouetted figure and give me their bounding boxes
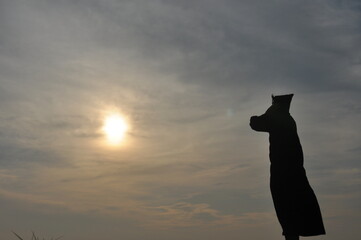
[250,94,325,240]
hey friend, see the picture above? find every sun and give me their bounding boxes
[102,114,128,145]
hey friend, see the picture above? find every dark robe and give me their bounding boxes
[250,94,325,236]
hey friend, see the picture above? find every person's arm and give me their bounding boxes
[250,114,270,132]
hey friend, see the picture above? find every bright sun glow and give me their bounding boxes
[102,114,128,145]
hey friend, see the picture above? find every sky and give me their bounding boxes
[0,0,360,239]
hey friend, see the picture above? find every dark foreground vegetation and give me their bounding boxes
[12,231,63,240]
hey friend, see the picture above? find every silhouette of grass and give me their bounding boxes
[12,231,63,240]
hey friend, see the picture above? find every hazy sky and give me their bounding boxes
[1,0,360,239]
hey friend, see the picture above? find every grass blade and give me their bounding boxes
[11,231,24,240]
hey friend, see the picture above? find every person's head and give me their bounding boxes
[271,94,294,113]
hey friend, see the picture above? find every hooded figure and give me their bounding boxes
[250,94,325,239]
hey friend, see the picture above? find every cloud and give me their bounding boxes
[66,0,360,91]
[0,188,66,207]
[140,201,274,229]
[2,0,360,94]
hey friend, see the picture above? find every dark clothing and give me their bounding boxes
[250,105,325,236]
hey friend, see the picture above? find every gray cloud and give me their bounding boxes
[67,0,360,91]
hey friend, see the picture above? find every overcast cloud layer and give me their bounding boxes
[0,1,360,240]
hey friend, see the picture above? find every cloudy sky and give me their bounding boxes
[0,0,360,239]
